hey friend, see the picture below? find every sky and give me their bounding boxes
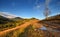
[0,0,60,19]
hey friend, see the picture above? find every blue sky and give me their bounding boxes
[0,0,60,19]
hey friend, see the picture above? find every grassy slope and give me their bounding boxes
[0,14,60,37]
[40,14,60,30]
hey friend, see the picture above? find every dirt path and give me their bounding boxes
[0,19,40,37]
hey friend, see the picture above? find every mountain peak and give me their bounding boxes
[0,12,16,19]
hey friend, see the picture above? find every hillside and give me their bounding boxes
[38,14,60,37]
[0,15,24,31]
[0,19,40,37]
[40,14,60,31]
[19,24,60,37]
[22,14,60,37]
[0,14,60,37]
[43,14,60,20]
[0,15,12,24]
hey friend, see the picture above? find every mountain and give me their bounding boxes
[0,15,23,22]
[12,17,23,21]
[0,15,12,24]
[0,12,16,19]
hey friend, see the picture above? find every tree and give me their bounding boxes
[43,0,51,19]
[44,7,51,19]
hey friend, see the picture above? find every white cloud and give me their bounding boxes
[0,12,16,18]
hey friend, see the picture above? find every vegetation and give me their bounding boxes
[0,15,27,31]
[0,14,60,37]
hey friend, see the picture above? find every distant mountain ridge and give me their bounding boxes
[13,17,23,20]
[0,15,23,24]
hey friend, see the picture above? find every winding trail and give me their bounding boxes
[0,19,41,37]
